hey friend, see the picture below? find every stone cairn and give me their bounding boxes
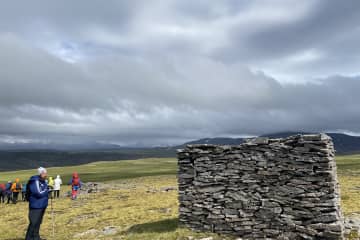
[177,134,344,239]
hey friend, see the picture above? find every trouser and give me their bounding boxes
[48,187,54,199]
[54,190,60,198]
[22,192,26,201]
[6,192,12,204]
[0,192,4,203]
[71,187,78,200]
[25,208,46,240]
[12,192,19,204]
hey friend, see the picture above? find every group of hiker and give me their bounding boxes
[0,171,83,205]
[0,167,84,240]
[0,178,23,204]
[0,175,64,204]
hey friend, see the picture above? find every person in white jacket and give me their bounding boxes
[53,175,62,198]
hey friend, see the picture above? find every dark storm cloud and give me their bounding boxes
[223,1,360,61]
[0,1,136,32]
[0,1,360,146]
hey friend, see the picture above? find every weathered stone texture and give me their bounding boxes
[177,134,344,239]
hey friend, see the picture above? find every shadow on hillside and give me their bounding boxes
[126,218,179,233]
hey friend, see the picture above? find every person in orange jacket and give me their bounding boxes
[11,178,22,204]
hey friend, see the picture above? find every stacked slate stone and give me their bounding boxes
[177,134,344,240]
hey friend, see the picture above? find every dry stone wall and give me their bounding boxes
[177,134,344,239]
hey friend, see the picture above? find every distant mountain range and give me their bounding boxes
[181,132,360,154]
[182,137,245,146]
[0,132,359,171]
[0,141,123,151]
[0,147,175,171]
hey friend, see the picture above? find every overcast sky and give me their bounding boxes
[1,1,360,146]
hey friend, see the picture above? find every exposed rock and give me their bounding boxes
[198,237,213,240]
[73,229,99,238]
[82,182,103,193]
[344,214,360,239]
[73,226,119,238]
[102,226,118,235]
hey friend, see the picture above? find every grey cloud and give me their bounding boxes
[0,2,360,146]
[0,1,137,33]
[217,1,360,59]
[216,1,360,79]
[1,34,360,146]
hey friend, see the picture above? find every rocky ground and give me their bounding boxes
[0,176,235,240]
[73,182,360,240]
[344,214,360,239]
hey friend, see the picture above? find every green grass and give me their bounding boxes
[336,154,360,215]
[336,154,360,175]
[0,155,358,239]
[1,154,357,184]
[0,158,177,183]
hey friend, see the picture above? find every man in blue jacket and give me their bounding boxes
[25,167,49,240]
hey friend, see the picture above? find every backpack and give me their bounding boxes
[73,177,80,186]
[16,183,21,191]
[25,180,32,202]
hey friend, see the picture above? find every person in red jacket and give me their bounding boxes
[0,183,6,203]
[69,172,83,200]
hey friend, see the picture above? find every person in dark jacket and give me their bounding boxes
[5,181,12,204]
[25,167,49,240]
[22,183,27,201]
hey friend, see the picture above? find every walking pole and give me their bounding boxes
[51,195,55,239]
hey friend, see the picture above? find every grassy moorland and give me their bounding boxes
[336,154,360,215]
[0,155,358,240]
[0,158,177,183]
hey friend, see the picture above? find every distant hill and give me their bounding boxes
[261,132,360,154]
[0,141,123,151]
[0,148,175,171]
[327,133,360,154]
[183,137,244,146]
[181,132,360,154]
[1,132,359,171]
